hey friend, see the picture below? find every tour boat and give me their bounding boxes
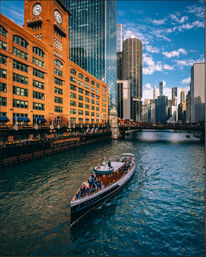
[70,153,135,225]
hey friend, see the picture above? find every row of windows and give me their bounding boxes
[54,68,62,77]
[13,99,28,108]
[55,87,63,95]
[0,96,7,106]
[13,59,28,73]
[70,68,76,75]
[0,68,7,79]
[33,91,45,100]
[0,25,7,38]
[55,96,63,103]
[0,53,7,65]
[54,59,63,68]
[0,82,6,92]
[13,47,28,60]
[55,106,62,113]
[33,47,45,58]
[55,77,63,86]
[33,68,45,79]
[13,86,28,96]
[13,35,28,49]
[33,80,44,89]
[33,102,44,110]
[0,40,7,50]
[54,38,62,52]
[33,57,45,68]
[70,118,100,123]
[13,73,28,84]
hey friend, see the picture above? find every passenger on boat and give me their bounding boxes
[108,160,111,168]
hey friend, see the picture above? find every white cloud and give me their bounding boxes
[174,55,205,68]
[153,18,166,25]
[163,64,174,70]
[145,44,160,53]
[170,14,188,24]
[187,4,205,18]
[181,77,191,84]
[144,83,152,89]
[163,48,187,58]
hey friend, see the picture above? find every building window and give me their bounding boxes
[13,59,28,72]
[13,86,28,96]
[54,68,62,77]
[0,40,7,50]
[70,84,76,91]
[54,77,63,86]
[13,47,28,60]
[91,106,95,110]
[55,87,62,95]
[79,102,83,108]
[85,84,90,89]
[85,77,89,83]
[85,104,89,109]
[70,100,76,106]
[33,102,44,110]
[70,76,76,83]
[33,80,44,89]
[79,88,83,94]
[0,25,7,37]
[96,84,99,88]
[0,68,7,79]
[78,73,83,79]
[54,59,63,68]
[33,91,45,100]
[85,111,89,116]
[13,73,28,84]
[78,81,83,87]
[96,89,99,93]
[33,47,45,58]
[70,92,76,99]
[33,68,45,79]
[13,99,28,108]
[70,117,76,123]
[70,109,76,114]
[79,118,83,122]
[91,112,95,116]
[0,82,7,92]
[78,110,83,115]
[85,97,89,103]
[79,95,83,101]
[91,100,95,104]
[96,107,99,111]
[0,54,7,65]
[91,93,95,98]
[91,80,95,86]
[13,35,28,49]
[0,96,7,106]
[70,68,76,75]
[55,106,63,113]
[85,91,90,96]
[55,96,63,103]
[33,57,44,68]
[96,95,99,99]
[91,87,95,91]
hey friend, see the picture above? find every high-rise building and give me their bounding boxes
[191,63,205,123]
[122,37,142,121]
[186,90,191,123]
[116,80,132,119]
[172,87,177,99]
[153,86,157,100]
[117,52,123,80]
[180,88,185,104]
[116,24,124,52]
[63,0,117,111]
[155,95,168,123]
[159,81,163,96]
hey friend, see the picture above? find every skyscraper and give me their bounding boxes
[172,87,177,99]
[153,86,157,100]
[63,0,117,110]
[159,81,163,96]
[122,37,142,121]
[180,88,185,103]
[116,24,124,52]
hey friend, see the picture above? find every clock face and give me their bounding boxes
[54,10,62,24]
[32,3,42,16]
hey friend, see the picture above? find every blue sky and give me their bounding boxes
[0,0,205,103]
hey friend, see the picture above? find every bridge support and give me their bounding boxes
[109,108,121,139]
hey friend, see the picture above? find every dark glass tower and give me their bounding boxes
[172,87,177,99]
[62,0,117,110]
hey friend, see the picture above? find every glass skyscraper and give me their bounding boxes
[62,0,117,110]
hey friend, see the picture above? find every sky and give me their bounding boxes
[0,0,205,104]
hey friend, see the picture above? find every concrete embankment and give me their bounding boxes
[0,132,111,168]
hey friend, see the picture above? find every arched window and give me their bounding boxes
[70,68,76,75]
[33,47,45,58]
[13,35,28,49]
[0,25,7,38]
[54,59,63,68]
[78,73,83,79]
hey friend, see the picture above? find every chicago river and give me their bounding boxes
[0,131,205,256]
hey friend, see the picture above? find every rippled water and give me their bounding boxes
[0,131,205,256]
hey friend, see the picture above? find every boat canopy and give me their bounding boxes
[94,161,124,175]
[120,153,134,157]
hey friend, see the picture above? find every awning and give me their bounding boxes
[0,116,9,122]
[33,118,46,123]
[13,117,30,122]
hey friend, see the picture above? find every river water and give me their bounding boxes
[0,131,205,256]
